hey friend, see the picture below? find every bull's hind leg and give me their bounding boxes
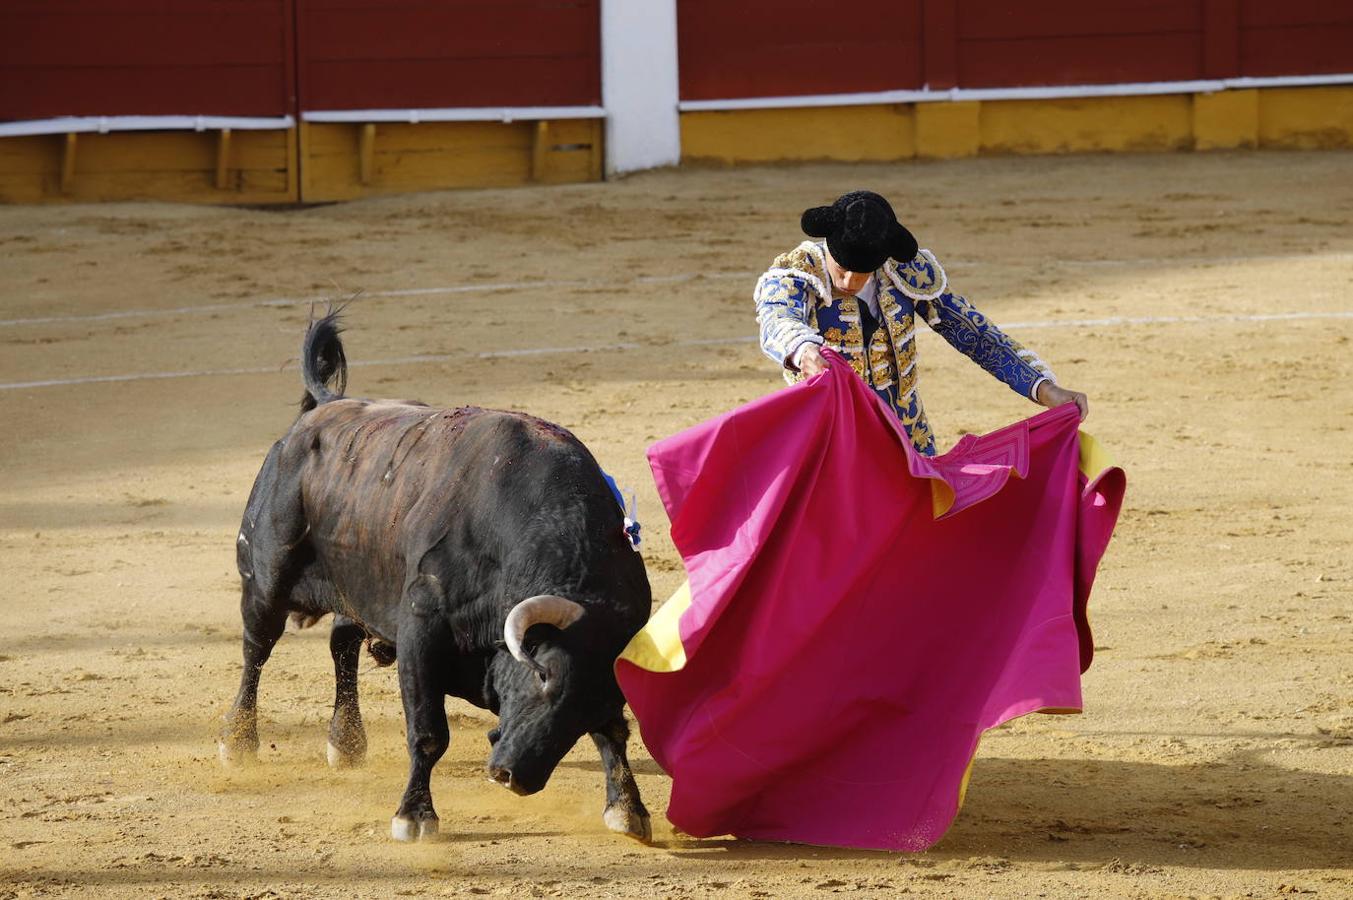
[326,615,369,768]
[390,622,449,842]
[219,589,288,765]
[591,716,651,842]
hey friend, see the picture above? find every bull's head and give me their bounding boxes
[485,595,625,795]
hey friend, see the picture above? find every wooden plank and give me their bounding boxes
[1202,0,1240,79]
[677,0,922,99]
[4,1,281,16]
[226,129,291,168]
[298,121,316,201]
[0,2,292,120]
[0,135,62,175]
[302,7,594,60]
[215,128,233,190]
[538,118,601,184]
[358,123,375,185]
[957,33,1206,87]
[0,9,285,67]
[302,56,599,109]
[957,0,1203,40]
[530,120,549,182]
[67,131,216,173]
[588,119,603,182]
[921,0,958,90]
[679,0,919,45]
[284,125,298,201]
[297,0,600,110]
[57,168,291,204]
[298,118,600,202]
[679,39,923,101]
[305,121,531,155]
[1239,24,1353,76]
[0,64,289,120]
[1,126,294,204]
[60,133,77,193]
[1239,0,1353,27]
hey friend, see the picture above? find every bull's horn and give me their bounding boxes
[504,595,585,664]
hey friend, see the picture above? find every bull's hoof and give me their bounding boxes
[326,739,365,770]
[391,814,439,843]
[217,740,258,768]
[604,805,652,843]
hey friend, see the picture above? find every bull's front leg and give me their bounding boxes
[326,615,368,768]
[391,621,449,842]
[591,716,651,842]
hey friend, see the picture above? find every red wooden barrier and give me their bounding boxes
[296,0,601,110]
[677,0,1353,100]
[0,0,293,120]
[1239,0,1353,77]
[953,0,1206,87]
[677,0,924,101]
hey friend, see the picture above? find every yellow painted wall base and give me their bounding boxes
[299,118,603,203]
[0,118,602,205]
[980,95,1194,154]
[1,86,1347,204]
[0,128,297,204]
[1258,86,1353,150]
[915,101,980,159]
[1194,89,1259,150]
[680,85,1353,165]
[681,105,914,165]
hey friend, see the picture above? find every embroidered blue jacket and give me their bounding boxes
[754,241,1055,455]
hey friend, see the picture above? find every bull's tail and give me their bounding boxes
[300,309,348,412]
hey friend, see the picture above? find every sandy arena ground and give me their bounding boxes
[1,151,1351,899]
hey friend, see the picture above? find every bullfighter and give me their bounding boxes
[754,190,1089,454]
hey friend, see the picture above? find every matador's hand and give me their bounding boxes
[796,344,829,378]
[1037,381,1089,421]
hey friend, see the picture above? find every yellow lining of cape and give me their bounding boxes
[929,429,1113,519]
[1077,429,1115,481]
[619,580,691,672]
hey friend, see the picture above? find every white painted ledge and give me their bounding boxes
[677,72,1353,112]
[302,106,605,124]
[0,115,295,138]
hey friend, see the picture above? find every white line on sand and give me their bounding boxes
[2,310,1350,392]
[0,273,752,328]
[6,250,1351,329]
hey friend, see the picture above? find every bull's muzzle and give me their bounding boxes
[487,765,533,796]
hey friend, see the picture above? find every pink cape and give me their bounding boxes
[615,355,1125,851]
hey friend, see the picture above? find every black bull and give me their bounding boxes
[219,315,653,842]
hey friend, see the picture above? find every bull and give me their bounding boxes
[218,313,653,842]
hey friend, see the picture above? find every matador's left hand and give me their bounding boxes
[1037,381,1089,421]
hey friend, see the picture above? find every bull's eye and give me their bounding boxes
[536,669,550,687]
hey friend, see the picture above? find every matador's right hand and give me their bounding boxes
[796,344,829,378]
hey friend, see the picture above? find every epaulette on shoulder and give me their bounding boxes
[761,241,830,304]
[886,249,948,302]
[769,241,827,280]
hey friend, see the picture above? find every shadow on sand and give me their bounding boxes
[653,749,1352,871]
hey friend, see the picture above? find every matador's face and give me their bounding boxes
[825,252,871,295]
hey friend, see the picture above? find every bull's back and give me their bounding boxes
[289,399,628,632]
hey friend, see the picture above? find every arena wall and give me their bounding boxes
[1,0,1351,204]
[678,0,1353,164]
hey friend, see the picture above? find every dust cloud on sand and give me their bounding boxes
[2,151,1351,898]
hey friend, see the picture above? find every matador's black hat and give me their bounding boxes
[800,190,918,274]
